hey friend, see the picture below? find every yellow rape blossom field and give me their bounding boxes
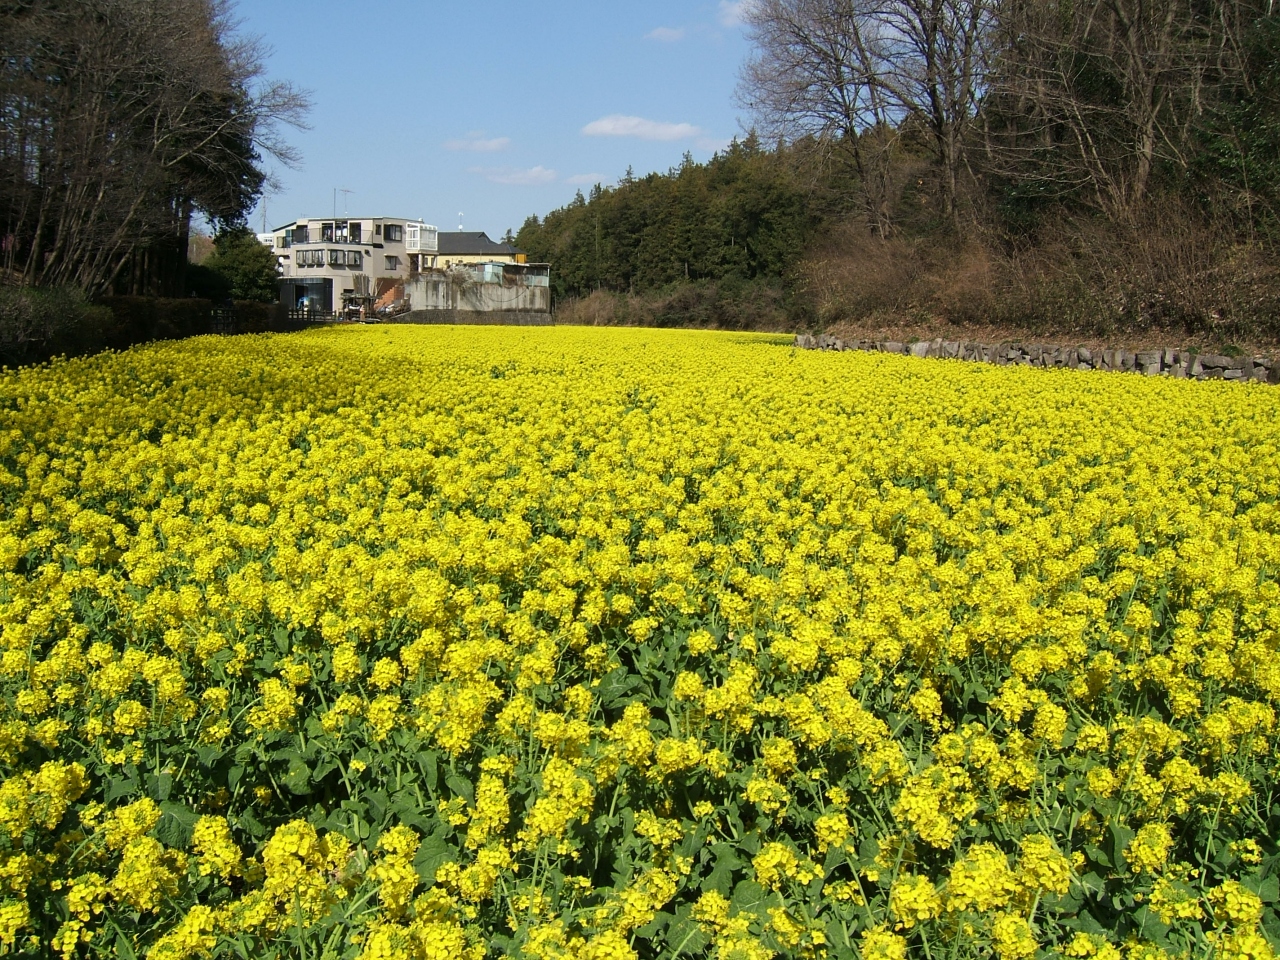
[1,325,1279,960]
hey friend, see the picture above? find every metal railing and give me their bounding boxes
[286,307,335,323]
[211,308,236,334]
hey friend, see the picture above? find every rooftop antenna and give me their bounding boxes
[458,212,464,232]
[339,188,354,217]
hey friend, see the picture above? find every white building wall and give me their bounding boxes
[268,217,437,310]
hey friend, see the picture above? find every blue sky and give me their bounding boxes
[237,1,755,240]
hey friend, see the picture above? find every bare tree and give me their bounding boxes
[0,0,309,296]
[983,0,1260,220]
[874,0,992,228]
[737,0,991,235]
[737,0,903,237]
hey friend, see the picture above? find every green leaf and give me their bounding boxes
[415,832,455,883]
[702,842,743,895]
[196,745,225,767]
[596,667,643,708]
[824,918,858,958]
[1064,908,1112,937]
[1245,874,1280,903]
[418,751,439,794]
[1084,844,1112,869]
[1046,887,1086,916]
[1132,906,1173,945]
[445,773,474,804]
[666,905,711,959]
[636,909,673,940]
[730,879,771,920]
[106,771,141,802]
[389,790,433,832]
[1110,823,1135,872]
[365,788,391,823]
[114,930,139,960]
[155,802,200,848]
[283,756,313,795]
[237,806,267,840]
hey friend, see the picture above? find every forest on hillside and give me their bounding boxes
[517,0,1280,342]
[0,0,306,299]
[516,140,825,329]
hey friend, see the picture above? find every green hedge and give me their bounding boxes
[0,289,298,368]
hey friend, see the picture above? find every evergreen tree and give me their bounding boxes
[200,227,280,302]
[516,144,816,301]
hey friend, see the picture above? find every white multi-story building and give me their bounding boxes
[267,216,438,312]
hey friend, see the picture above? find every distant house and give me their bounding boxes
[437,231,527,268]
[269,216,438,312]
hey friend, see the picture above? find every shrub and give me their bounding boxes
[0,286,114,366]
[555,282,795,331]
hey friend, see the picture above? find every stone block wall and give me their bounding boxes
[793,334,1280,383]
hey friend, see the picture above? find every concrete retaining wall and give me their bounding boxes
[405,274,550,315]
[794,334,1280,383]
[388,309,553,326]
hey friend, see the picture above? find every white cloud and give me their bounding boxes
[445,131,511,152]
[565,172,610,186]
[468,165,558,186]
[582,114,702,141]
[644,26,685,41]
[718,0,753,25]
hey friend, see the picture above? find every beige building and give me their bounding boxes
[436,231,528,268]
[269,216,438,312]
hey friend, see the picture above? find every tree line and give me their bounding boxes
[520,0,1280,336]
[516,140,821,305]
[0,0,307,298]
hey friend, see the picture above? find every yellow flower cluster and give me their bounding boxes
[0,325,1277,959]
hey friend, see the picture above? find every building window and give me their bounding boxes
[384,224,403,242]
[347,250,363,268]
[293,225,309,244]
[349,222,361,242]
[384,255,400,270]
[375,224,382,237]
[280,231,292,248]
[321,222,334,242]
[328,249,344,266]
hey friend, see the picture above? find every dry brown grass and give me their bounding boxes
[554,284,792,332]
[797,207,1280,355]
